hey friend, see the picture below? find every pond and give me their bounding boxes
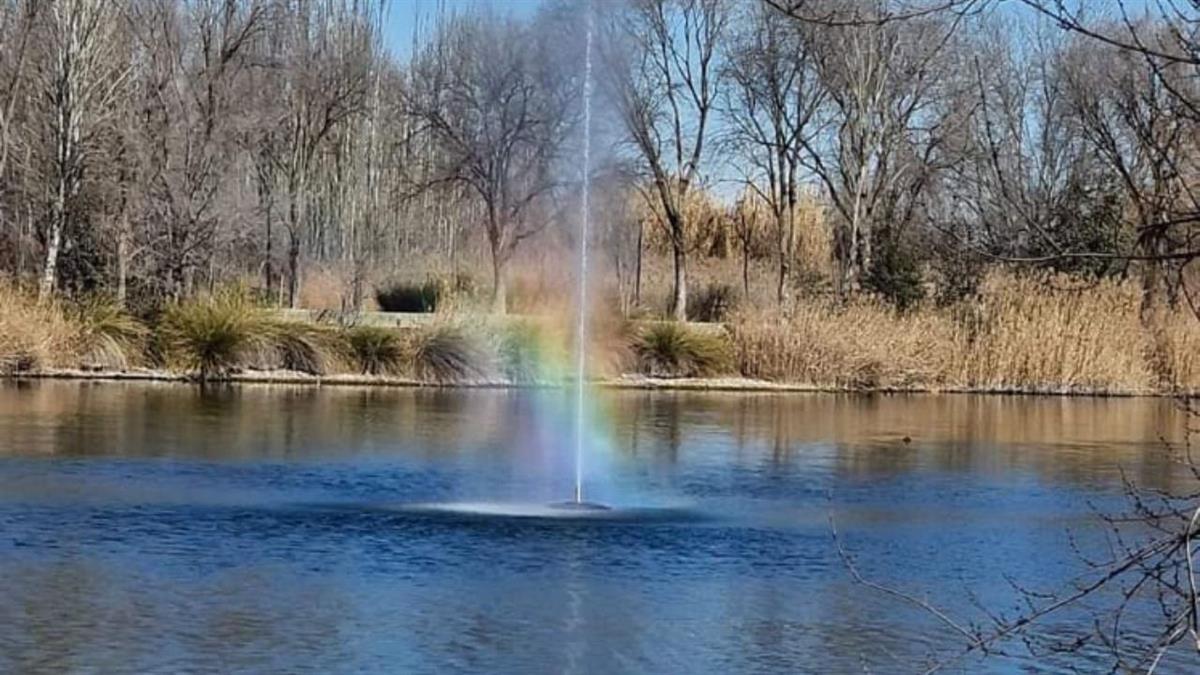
[0,381,1195,673]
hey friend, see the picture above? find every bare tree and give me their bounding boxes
[604,0,728,321]
[1060,34,1200,316]
[724,1,823,306]
[0,1,36,206]
[404,11,575,313]
[932,19,1122,279]
[730,191,760,296]
[0,1,38,279]
[275,0,373,308]
[129,0,265,300]
[934,1,1200,292]
[788,1,963,300]
[31,0,125,301]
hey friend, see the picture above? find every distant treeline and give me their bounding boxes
[0,0,1196,319]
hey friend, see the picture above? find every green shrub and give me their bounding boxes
[865,234,925,311]
[345,325,406,375]
[75,297,148,369]
[267,321,339,375]
[375,280,439,313]
[413,326,491,384]
[634,322,733,377]
[158,290,274,380]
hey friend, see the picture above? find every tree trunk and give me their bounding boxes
[1139,232,1165,323]
[17,202,30,279]
[776,206,790,306]
[116,222,129,307]
[286,178,302,308]
[38,215,62,302]
[285,166,306,309]
[39,179,67,302]
[670,227,687,321]
[490,252,507,314]
[351,257,364,312]
[743,235,751,297]
[634,219,644,308]
[287,234,301,309]
[619,253,628,317]
[860,221,873,283]
[264,199,273,302]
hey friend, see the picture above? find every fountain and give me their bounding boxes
[408,3,612,520]
[549,0,608,513]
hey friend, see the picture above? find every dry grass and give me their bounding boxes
[158,290,277,379]
[74,297,149,369]
[733,299,948,389]
[0,281,83,372]
[345,325,407,375]
[1153,307,1200,393]
[947,274,1154,394]
[267,320,344,375]
[412,324,493,384]
[733,272,1190,394]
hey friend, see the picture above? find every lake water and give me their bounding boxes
[0,381,1195,674]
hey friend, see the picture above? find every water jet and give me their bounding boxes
[568,1,597,510]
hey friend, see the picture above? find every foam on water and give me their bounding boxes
[393,501,704,523]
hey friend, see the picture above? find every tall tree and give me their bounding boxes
[130,0,265,299]
[275,0,373,308]
[724,2,823,306]
[793,1,959,299]
[404,12,575,313]
[31,0,125,301]
[604,0,728,321]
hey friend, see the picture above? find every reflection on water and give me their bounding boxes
[0,381,1195,673]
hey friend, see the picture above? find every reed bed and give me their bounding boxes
[946,274,1154,394]
[732,299,949,389]
[1153,308,1200,393]
[733,273,1179,394]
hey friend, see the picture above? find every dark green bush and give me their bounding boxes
[375,280,439,313]
[865,235,925,311]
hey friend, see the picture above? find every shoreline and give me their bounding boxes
[7,368,1192,399]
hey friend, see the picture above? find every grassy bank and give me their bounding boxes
[2,275,1198,395]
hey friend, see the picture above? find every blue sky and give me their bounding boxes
[384,0,542,59]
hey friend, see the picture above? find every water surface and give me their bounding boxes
[0,381,1194,673]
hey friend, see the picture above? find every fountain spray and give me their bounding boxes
[573,2,593,505]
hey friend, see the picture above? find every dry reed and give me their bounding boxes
[0,282,83,372]
[947,274,1153,394]
[733,272,1190,394]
